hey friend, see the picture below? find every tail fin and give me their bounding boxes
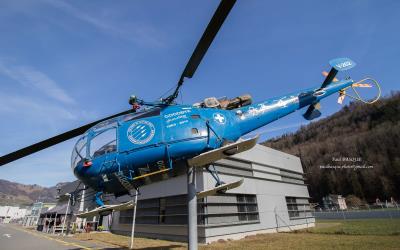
[303,102,321,120]
[322,71,339,82]
[320,58,356,89]
[303,58,356,120]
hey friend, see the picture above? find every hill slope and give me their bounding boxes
[263,92,400,202]
[0,179,61,206]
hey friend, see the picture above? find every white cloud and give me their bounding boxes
[0,60,76,104]
[44,0,165,47]
[0,93,77,121]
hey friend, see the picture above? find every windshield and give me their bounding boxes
[71,108,161,168]
[91,108,160,131]
[121,108,160,122]
[89,128,117,158]
[71,135,87,169]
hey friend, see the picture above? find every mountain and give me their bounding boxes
[0,179,65,206]
[263,92,400,203]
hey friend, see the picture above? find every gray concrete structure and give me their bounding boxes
[109,144,315,243]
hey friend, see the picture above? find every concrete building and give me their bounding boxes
[36,181,99,233]
[0,206,28,223]
[107,144,315,243]
[49,144,313,242]
[23,202,56,227]
[322,194,347,210]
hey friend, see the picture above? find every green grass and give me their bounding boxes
[204,219,400,250]
[306,218,400,236]
[71,218,400,250]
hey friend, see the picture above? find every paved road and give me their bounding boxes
[0,223,120,250]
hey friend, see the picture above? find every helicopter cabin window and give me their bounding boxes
[71,135,87,169]
[123,108,161,122]
[90,128,117,158]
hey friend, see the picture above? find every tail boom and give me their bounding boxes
[235,79,354,135]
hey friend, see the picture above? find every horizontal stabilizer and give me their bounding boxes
[197,179,243,199]
[187,136,258,168]
[319,58,356,90]
[329,58,356,71]
[76,200,135,218]
[303,102,321,120]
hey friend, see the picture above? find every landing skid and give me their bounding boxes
[188,136,259,168]
[197,178,243,199]
[76,200,136,218]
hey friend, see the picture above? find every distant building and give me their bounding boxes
[23,202,56,227]
[322,194,347,210]
[38,181,98,233]
[0,206,28,223]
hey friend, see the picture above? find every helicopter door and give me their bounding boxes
[162,107,208,156]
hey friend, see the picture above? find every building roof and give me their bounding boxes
[42,203,71,215]
[57,180,83,201]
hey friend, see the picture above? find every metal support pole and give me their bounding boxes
[274,206,279,232]
[304,204,308,228]
[53,213,57,235]
[130,189,138,250]
[187,166,198,250]
[61,194,71,235]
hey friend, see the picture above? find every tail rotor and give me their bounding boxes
[337,78,381,104]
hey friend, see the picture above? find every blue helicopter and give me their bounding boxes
[0,0,379,216]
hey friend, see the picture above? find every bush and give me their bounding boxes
[345,195,365,208]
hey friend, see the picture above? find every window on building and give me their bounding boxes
[237,194,259,222]
[280,170,305,184]
[118,193,259,226]
[286,197,299,218]
[205,194,259,225]
[119,196,189,226]
[285,196,311,219]
[159,198,166,224]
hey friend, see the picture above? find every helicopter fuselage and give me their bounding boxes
[72,79,354,195]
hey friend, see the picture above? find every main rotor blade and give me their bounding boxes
[0,109,134,166]
[178,0,236,85]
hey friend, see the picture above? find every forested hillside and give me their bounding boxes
[263,92,400,203]
[0,179,61,206]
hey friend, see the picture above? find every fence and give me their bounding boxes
[313,208,400,220]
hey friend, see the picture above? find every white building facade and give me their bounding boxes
[0,206,28,223]
[108,144,315,243]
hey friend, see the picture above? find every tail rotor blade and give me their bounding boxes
[353,83,372,88]
[338,90,346,104]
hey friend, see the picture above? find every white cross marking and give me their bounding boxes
[214,113,225,123]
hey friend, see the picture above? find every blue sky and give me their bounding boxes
[0,0,398,186]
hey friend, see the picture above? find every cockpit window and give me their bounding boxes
[90,128,117,158]
[71,135,87,169]
[91,119,118,131]
[122,108,161,122]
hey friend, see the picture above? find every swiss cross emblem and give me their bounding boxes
[213,113,226,124]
